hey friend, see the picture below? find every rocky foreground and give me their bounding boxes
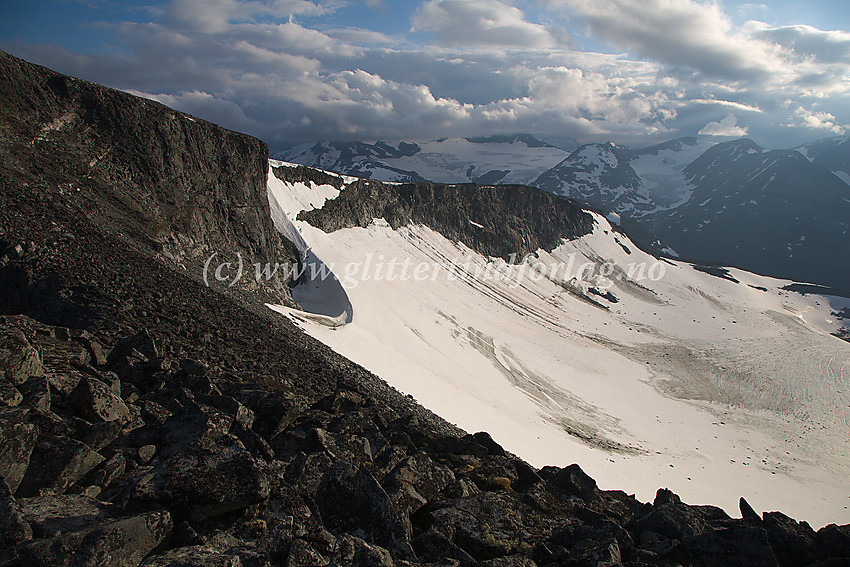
[1,50,850,566]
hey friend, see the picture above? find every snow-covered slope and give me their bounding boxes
[275,135,572,186]
[533,142,653,215]
[533,138,716,218]
[266,163,850,528]
[627,137,715,210]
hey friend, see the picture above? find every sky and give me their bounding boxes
[1,0,848,151]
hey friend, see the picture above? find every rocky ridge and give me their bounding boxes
[0,50,299,305]
[283,166,595,261]
[1,50,849,566]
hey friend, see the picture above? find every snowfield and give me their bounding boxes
[629,139,714,210]
[267,163,850,528]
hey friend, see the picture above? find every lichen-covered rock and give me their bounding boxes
[9,509,172,567]
[0,381,22,407]
[159,401,233,458]
[315,462,414,560]
[329,533,394,567]
[17,494,114,537]
[286,538,329,567]
[122,435,269,521]
[0,476,32,546]
[383,451,455,518]
[15,433,104,497]
[0,329,42,385]
[17,376,50,413]
[544,463,599,503]
[0,409,39,494]
[428,492,536,561]
[682,525,778,567]
[140,545,268,567]
[628,488,720,542]
[69,376,130,424]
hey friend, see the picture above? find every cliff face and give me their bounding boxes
[0,50,297,302]
[283,165,595,261]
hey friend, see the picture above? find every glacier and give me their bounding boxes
[267,162,850,528]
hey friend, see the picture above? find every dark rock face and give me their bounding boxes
[642,139,850,289]
[1,51,849,567]
[0,49,298,306]
[287,166,594,261]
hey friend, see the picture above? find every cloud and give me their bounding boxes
[698,114,748,137]
[323,27,399,45]
[689,99,762,113]
[552,0,787,81]
[787,106,845,134]
[4,0,848,149]
[167,0,341,32]
[749,23,850,64]
[412,0,568,48]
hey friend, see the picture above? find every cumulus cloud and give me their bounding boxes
[551,0,788,81]
[788,107,845,134]
[412,0,568,48]
[749,23,850,64]
[698,114,748,137]
[3,0,847,148]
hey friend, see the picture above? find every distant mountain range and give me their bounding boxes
[275,134,577,186]
[278,134,850,289]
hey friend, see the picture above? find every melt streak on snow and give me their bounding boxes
[266,163,850,528]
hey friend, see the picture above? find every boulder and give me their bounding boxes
[122,435,269,521]
[230,422,274,462]
[197,394,255,430]
[683,525,778,567]
[15,433,104,497]
[816,523,850,558]
[76,419,124,453]
[0,476,32,546]
[383,451,455,517]
[17,376,50,412]
[235,390,301,441]
[68,376,130,424]
[286,538,329,567]
[140,544,269,567]
[428,491,534,561]
[329,533,394,567]
[315,462,414,560]
[629,488,713,541]
[10,509,172,567]
[84,452,127,490]
[544,463,599,502]
[0,329,42,385]
[159,402,233,458]
[0,409,38,493]
[477,556,538,567]
[286,451,335,496]
[0,381,22,407]
[17,494,114,537]
[411,529,475,565]
[762,511,822,567]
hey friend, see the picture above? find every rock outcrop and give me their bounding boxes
[0,49,298,305]
[283,166,595,261]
